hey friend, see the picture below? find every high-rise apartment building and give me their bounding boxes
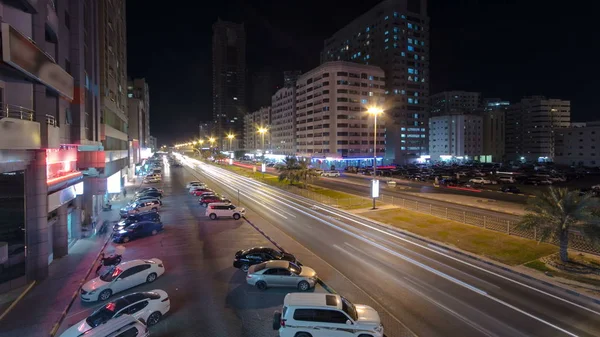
[478,98,509,163]
[0,0,103,292]
[321,0,429,164]
[99,0,129,191]
[295,62,386,168]
[428,115,483,161]
[284,71,302,88]
[554,122,600,167]
[243,107,271,151]
[127,78,150,148]
[212,20,246,149]
[506,96,571,162]
[198,121,214,139]
[271,86,297,155]
[430,91,481,117]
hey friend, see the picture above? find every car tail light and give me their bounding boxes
[246,274,253,278]
[209,205,214,209]
[158,264,164,268]
[281,319,286,327]
[161,297,169,302]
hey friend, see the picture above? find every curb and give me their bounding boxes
[344,210,600,306]
[0,281,36,322]
[48,232,113,336]
[243,217,340,297]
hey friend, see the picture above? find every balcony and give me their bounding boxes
[46,114,60,148]
[45,0,58,43]
[0,104,41,150]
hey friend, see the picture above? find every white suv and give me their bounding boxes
[205,202,245,220]
[273,293,384,337]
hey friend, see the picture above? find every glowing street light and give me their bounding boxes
[226,133,235,151]
[208,137,215,148]
[367,106,384,210]
[257,127,268,157]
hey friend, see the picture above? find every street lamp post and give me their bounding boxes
[367,107,383,209]
[257,127,267,157]
[208,137,215,149]
[227,133,235,152]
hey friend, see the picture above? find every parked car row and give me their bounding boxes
[186,181,246,220]
[232,246,384,336]
[61,258,168,337]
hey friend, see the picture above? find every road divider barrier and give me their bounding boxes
[225,161,600,256]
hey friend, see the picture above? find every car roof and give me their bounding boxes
[118,259,148,269]
[264,260,289,269]
[284,293,342,309]
[208,202,231,206]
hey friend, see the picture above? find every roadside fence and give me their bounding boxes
[270,180,600,256]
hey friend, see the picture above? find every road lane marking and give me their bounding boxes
[191,158,591,336]
[312,205,600,317]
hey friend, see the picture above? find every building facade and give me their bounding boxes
[478,98,509,163]
[554,122,600,167]
[321,0,429,164]
[505,96,571,162]
[428,115,483,161]
[127,78,150,148]
[127,98,143,165]
[284,71,302,88]
[212,20,246,149]
[98,0,129,196]
[430,91,481,117]
[271,86,297,155]
[243,107,271,151]
[295,62,386,168]
[0,0,105,292]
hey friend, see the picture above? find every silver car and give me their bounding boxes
[246,260,317,291]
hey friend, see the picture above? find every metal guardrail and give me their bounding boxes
[45,114,56,126]
[270,179,600,256]
[1,103,34,121]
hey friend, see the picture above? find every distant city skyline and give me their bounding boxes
[126,0,597,144]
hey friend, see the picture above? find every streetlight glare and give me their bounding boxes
[227,134,235,139]
[257,127,267,134]
[367,106,384,115]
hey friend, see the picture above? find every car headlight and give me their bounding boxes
[88,289,97,295]
[374,324,383,333]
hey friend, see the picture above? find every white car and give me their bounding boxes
[61,290,170,337]
[205,202,245,220]
[120,200,161,217]
[321,170,341,177]
[469,177,492,185]
[80,259,165,302]
[131,196,162,206]
[186,181,204,189]
[143,176,161,184]
[497,176,516,184]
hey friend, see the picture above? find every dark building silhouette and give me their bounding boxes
[212,19,246,149]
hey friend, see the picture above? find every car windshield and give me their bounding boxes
[86,302,119,327]
[99,267,122,282]
[288,262,301,275]
[341,296,358,321]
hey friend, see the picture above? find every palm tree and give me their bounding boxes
[277,157,301,185]
[277,157,319,187]
[518,187,600,262]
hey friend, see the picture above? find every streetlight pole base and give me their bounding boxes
[372,198,377,210]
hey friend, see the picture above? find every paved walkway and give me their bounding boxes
[0,183,138,337]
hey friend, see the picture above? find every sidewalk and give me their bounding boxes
[0,184,138,337]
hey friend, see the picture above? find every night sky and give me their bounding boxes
[126,0,598,145]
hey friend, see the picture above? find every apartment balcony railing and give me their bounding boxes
[0,103,41,150]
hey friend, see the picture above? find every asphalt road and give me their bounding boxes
[339,174,529,204]
[57,161,381,337]
[183,156,600,337]
[310,175,521,221]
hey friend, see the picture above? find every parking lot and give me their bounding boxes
[57,158,333,337]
